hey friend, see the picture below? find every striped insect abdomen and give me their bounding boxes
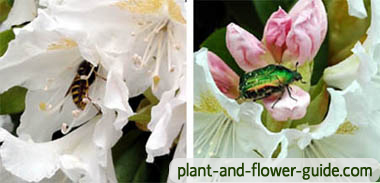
[71,76,89,110]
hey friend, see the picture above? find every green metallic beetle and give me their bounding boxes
[239,63,305,108]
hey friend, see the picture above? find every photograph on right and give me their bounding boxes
[193,0,379,160]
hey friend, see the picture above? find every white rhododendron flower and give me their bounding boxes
[0,4,133,183]
[37,0,187,162]
[0,0,186,182]
[194,48,283,158]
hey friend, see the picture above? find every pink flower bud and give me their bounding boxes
[207,51,240,99]
[263,7,292,63]
[285,0,327,65]
[226,23,267,72]
[263,85,310,121]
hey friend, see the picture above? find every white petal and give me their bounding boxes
[237,102,283,158]
[309,88,347,140]
[103,62,133,114]
[0,0,37,31]
[17,87,98,142]
[0,115,13,132]
[173,127,186,160]
[0,12,82,93]
[351,42,377,83]
[146,89,185,162]
[346,0,367,19]
[92,108,119,167]
[0,128,60,182]
[323,42,377,89]
[280,88,348,157]
[194,102,283,158]
[317,121,380,160]
[368,0,380,46]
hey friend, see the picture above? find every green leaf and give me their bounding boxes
[253,0,296,25]
[0,0,13,23]
[0,86,27,115]
[311,36,328,85]
[128,98,154,126]
[112,124,173,182]
[0,29,15,56]
[201,28,244,76]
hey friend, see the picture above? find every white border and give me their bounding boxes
[186,0,194,159]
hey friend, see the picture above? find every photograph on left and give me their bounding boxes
[0,0,186,182]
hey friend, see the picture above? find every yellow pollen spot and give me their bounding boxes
[167,0,186,24]
[47,38,78,50]
[336,121,359,135]
[39,102,47,111]
[194,90,224,113]
[114,0,163,14]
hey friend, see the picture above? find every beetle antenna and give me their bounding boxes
[295,62,299,71]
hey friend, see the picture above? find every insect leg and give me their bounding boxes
[84,92,101,113]
[95,71,107,81]
[271,87,285,109]
[287,86,298,102]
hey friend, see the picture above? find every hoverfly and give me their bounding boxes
[66,60,100,110]
[239,63,305,108]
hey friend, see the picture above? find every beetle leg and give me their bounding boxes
[287,86,298,102]
[272,87,285,109]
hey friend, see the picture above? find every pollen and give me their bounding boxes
[194,90,224,113]
[168,0,186,24]
[47,38,78,50]
[114,0,163,14]
[39,102,52,111]
[336,121,359,135]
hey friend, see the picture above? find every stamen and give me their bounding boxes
[154,19,168,33]
[152,33,164,90]
[167,32,173,72]
[168,28,180,51]
[153,75,160,90]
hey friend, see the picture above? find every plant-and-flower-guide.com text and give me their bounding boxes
[169,158,380,182]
